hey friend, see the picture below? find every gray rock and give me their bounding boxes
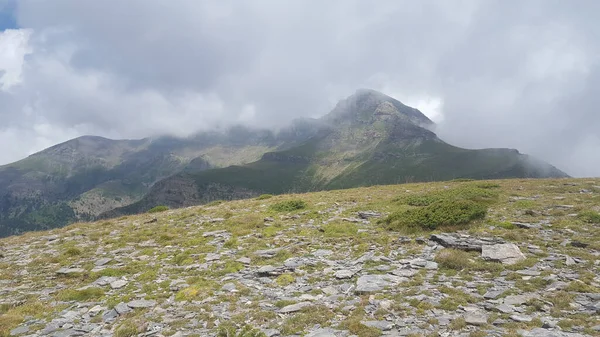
[334,270,355,279]
[261,329,280,337]
[519,328,587,337]
[10,326,29,336]
[56,267,85,275]
[102,309,118,322]
[237,257,251,264]
[110,279,128,289]
[504,294,535,306]
[464,311,488,326]
[355,274,400,293]
[517,269,541,276]
[481,243,526,265]
[391,268,418,277]
[430,233,504,251]
[312,249,333,257]
[484,290,504,299]
[357,211,382,219]
[305,328,341,337]
[494,303,514,314]
[362,320,394,331]
[279,302,312,313]
[257,265,282,276]
[222,283,236,292]
[510,314,533,322]
[127,299,156,308]
[565,255,577,266]
[254,248,281,258]
[94,258,112,266]
[114,302,132,315]
[205,253,220,262]
[424,261,438,270]
[51,329,85,337]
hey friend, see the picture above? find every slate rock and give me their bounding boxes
[481,243,526,265]
[9,326,29,336]
[355,274,400,293]
[279,302,312,313]
[464,311,488,326]
[362,320,394,331]
[110,279,128,289]
[127,299,156,308]
[430,233,504,251]
[334,270,354,279]
[56,268,85,275]
[114,302,132,315]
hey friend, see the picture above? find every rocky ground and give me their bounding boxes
[0,178,599,337]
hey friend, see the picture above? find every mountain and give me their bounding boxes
[105,89,568,217]
[0,121,323,237]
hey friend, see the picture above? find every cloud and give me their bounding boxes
[0,0,598,177]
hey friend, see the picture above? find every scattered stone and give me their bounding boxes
[504,294,535,306]
[565,255,577,266]
[110,279,128,289]
[205,253,220,262]
[362,320,394,331]
[56,267,85,275]
[279,302,312,313]
[464,311,488,326]
[222,283,236,292]
[481,243,526,265]
[312,249,333,257]
[94,258,112,266]
[355,274,400,293]
[510,314,533,322]
[570,241,589,248]
[254,248,281,258]
[334,270,355,279]
[127,299,156,308]
[114,302,132,315]
[9,326,29,336]
[237,257,251,264]
[430,233,504,251]
[484,290,504,300]
[357,211,382,219]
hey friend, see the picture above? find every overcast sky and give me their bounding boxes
[0,0,598,176]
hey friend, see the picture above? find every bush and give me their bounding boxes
[57,287,105,301]
[270,199,307,212]
[148,205,169,213]
[396,185,498,207]
[434,249,472,270]
[578,210,600,223]
[115,322,139,337]
[382,199,487,231]
[256,194,273,200]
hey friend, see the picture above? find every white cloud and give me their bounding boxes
[0,28,31,90]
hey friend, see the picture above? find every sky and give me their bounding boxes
[0,0,599,177]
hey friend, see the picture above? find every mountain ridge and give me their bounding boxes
[0,89,569,236]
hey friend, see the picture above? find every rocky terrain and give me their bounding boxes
[1,178,598,337]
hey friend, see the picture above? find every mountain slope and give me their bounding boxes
[108,90,568,216]
[0,122,323,237]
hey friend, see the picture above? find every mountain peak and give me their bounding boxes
[323,89,434,128]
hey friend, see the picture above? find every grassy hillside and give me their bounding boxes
[1,178,599,336]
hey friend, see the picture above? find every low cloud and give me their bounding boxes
[0,0,598,176]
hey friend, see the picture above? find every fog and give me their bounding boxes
[0,0,599,176]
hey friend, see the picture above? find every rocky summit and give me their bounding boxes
[1,178,599,337]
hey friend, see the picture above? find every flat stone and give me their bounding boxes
[56,267,85,275]
[305,328,340,337]
[127,299,156,308]
[312,249,333,257]
[205,253,220,262]
[114,302,132,315]
[237,257,251,264]
[254,248,281,258]
[261,329,280,337]
[362,320,394,331]
[257,265,281,276]
[504,294,535,306]
[222,283,236,292]
[464,311,488,326]
[494,303,514,314]
[355,274,400,293]
[279,302,312,313]
[424,261,438,270]
[430,233,504,251]
[481,243,526,265]
[334,270,355,279]
[102,309,118,322]
[565,255,577,266]
[391,268,418,277]
[94,258,112,266]
[484,290,504,299]
[110,279,128,289]
[10,326,29,336]
[510,314,533,322]
[517,269,541,276]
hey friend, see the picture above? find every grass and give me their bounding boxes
[148,205,169,213]
[57,287,105,301]
[434,249,503,273]
[281,306,334,335]
[578,210,600,223]
[269,199,307,212]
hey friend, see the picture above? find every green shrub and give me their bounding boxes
[57,287,104,301]
[396,185,498,207]
[382,199,487,231]
[63,247,82,256]
[270,199,307,212]
[115,322,139,337]
[148,205,169,213]
[256,194,273,200]
[578,210,600,223]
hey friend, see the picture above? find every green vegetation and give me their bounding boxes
[269,199,307,212]
[256,194,273,200]
[148,205,169,213]
[382,185,497,232]
[115,322,139,337]
[57,287,105,301]
[578,210,600,223]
